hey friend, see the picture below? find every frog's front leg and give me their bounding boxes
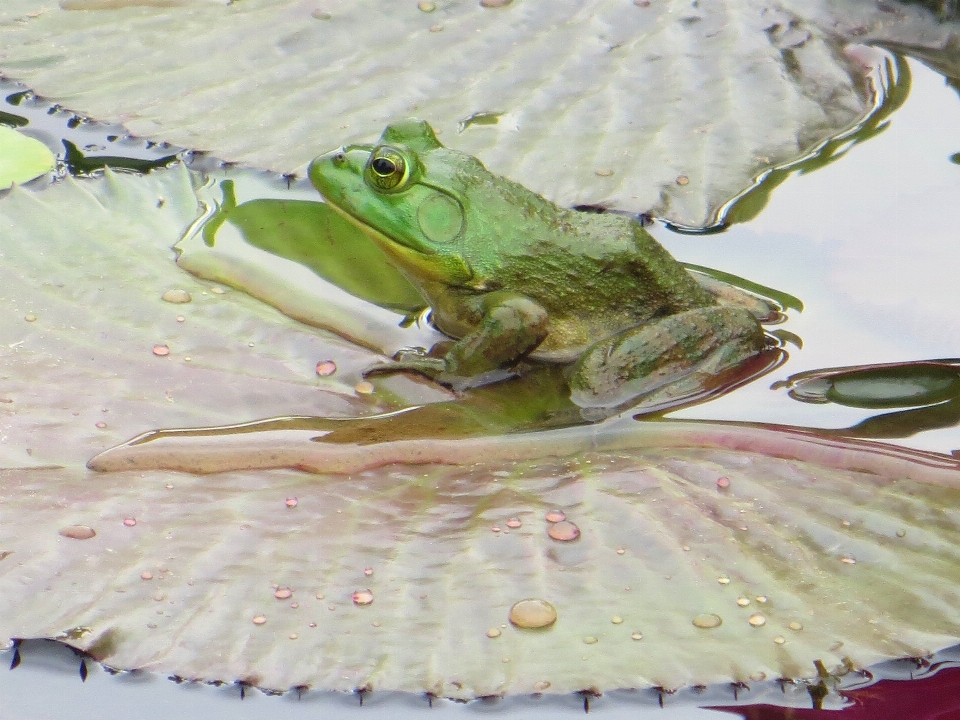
[365,291,549,387]
[569,306,766,411]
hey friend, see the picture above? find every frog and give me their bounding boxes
[308,119,768,412]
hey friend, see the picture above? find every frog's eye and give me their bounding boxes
[366,148,409,191]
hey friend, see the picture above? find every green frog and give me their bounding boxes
[309,119,768,411]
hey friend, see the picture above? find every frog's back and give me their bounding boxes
[457,177,715,357]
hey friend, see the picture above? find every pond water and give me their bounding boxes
[1,55,959,719]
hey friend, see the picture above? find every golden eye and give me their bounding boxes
[366,148,408,191]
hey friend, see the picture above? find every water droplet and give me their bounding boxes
[252,615,266,625]
[788,621,803,631]
[290,602,299,608]
[353,589,374,606]
[533,681,551,691]
[289,633,298,640]
[506,518,522,529]
[315,360,337,377]
[501,657,510,663]
[176,315,185,323]
[631,632,643,641]
[547,520,580,541]
[429,24,443,31]
[152,344,170,357]
[755,596,768,603]
[165,484,173,489]
[634,0,651,6]
[545,510,566,523]
[285,497,298,508]
[309,622,317,628]
[95,421,107,429]
[161,289,191,304]
[616,548,626,555]
[595,168,614,177]
[491,526,501,533]
[363,567,374,576]
[750,672,767,682]
[736,597,750,607]
[841,520,851,527]
[583,636,599,644]
[372,621,381,627]
[59,525,96,540]
[275,588,293,600]
[774,636,786,645]
[676,175,690,186]
[140,571,153,580]
[418,0,436,10]
[24,314,36,322]
[316,593,325,600]
[210,286,226,294]
[354,380,375,394]
[692,614,722,629]
[896,529,907,538]
[717,576,731,585]
[123,518,136,526]
[480,0,512,6]
[328,604,336,611]
[486,628,501,638]
[611,616,623,624]
[716,476,730,488]
[153,592,164,602]
[748,613,766,627]
[509,599,558,628]
[840,556,856,564]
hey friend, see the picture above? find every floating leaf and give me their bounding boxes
[4,152,960,698]
[0,125,53,188]
[0,0,957,225]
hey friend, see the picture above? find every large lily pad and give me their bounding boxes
[0,0,957,226]
[5,166,960,697]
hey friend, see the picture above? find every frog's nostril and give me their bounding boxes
[333,151,346,164]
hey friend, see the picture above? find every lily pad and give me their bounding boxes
[5,166,960,697]
[0,124,53,187]
[0,0,957,226]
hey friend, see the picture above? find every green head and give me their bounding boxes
[309,119,477,286]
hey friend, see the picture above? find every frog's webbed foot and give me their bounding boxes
[364,357,448,380]
[364,348,520,391]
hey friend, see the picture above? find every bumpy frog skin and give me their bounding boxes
[309,119,766,410]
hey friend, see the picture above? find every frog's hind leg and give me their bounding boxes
[568,306,768,413]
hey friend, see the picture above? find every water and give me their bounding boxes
[655,57,960,455]
[1,55,959,718]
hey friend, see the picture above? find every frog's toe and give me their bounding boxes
[363,357,447,380]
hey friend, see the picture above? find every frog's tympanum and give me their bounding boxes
[309,119,768,411]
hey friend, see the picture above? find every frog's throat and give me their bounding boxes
[323,199,473,286]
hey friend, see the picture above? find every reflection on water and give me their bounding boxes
[658,56,960,456]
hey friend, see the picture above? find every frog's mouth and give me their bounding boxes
[322,197,474,287]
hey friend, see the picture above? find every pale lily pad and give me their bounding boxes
[0,0,957,226]
[0,124,53,187]
[5,166,960,697]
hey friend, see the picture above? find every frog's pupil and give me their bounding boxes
[372,157,397,176]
